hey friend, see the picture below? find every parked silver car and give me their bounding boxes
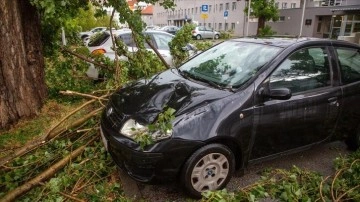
[192,26,220,40]
[86,30,188,79]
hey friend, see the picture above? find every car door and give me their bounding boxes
[250,46,342,160]
[205,27,213,39]
[150,33,174,66]
[333,45,360,138]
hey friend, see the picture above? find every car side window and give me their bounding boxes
[152,34,173,50]
[336,47,360,84]
[269,47,331,94]
[198,26,205,31]
[119,33,150,49]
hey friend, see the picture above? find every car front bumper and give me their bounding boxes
[100,123,204,183]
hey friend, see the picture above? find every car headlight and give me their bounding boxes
[120,119,148,138]
[120,119,172,141]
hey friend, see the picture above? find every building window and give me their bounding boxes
[215,23,217,29]
[225,3,229,10]
[275,2,279,8]
[191,8,193,14]
[209,5,212,12]
[282,2,287,9]
[199,23,202,26]
[231,23,235,30]
[291,3,296,8]
[225,23,228,31]
[215,4,218,12]
[232,2,236,11]
[279,16,285,21]
[219,23,222,30]
[220,4,223,11]
[208,23,212,28]
[195,7,198,13]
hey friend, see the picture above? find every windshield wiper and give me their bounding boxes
[180,70,235,92]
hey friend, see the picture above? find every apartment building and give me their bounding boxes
[153,0,301,37]
[152,0,359,40]
[268,0,360,41]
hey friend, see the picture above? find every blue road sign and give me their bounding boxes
[201,5,209,12]
[224,10,229,17]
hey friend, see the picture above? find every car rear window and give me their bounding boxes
[88,32,110,47]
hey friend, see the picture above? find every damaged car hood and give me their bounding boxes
[109,69,233,123]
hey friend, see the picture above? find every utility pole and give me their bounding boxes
[299,0,307,37]
[246,0,251,36]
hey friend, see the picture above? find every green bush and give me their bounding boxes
[258,25,277,37]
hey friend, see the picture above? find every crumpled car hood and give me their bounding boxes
[109,68,232,124]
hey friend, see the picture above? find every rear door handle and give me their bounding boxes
[328,97,339,106]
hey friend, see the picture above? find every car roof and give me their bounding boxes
[104,29,174,36]
[230,37,359,48]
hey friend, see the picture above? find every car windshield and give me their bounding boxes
[179,41,282,88]
[88,32,110,47]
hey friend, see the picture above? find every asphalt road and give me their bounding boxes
[121,141,350,201]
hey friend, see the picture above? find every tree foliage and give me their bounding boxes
[244,0,279,35]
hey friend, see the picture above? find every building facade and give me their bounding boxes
[268,0,360,42]
[153,0,301,37]
[152,0,360,41]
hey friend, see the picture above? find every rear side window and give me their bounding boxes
[88,32,110,47]
[336,48,360,84]
[152,33,173,50]
[119,33,150,48]
[270,47,331,94]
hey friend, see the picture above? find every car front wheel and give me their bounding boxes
[196,34,202,40]
[214,34,220,39]
[181,143,235,198]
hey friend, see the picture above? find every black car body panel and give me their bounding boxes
[100,37,360,184]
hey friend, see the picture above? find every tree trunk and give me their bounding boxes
[0,0,47,129]
[257,16,266,36]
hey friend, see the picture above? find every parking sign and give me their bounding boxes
[201,5,209,12]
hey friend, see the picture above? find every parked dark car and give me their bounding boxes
[159,25,179,35]
[100,37,360,197]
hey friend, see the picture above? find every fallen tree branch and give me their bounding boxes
[1,136,98,202]
[0,106,103,167]
[60,90,108,101]
[60,46,111,71]
[145,37,170,69]
[60,191,86,202]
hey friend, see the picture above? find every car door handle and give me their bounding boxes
[328,97,339,106]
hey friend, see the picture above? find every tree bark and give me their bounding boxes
[0,0,47,129]
[257,16,266,36]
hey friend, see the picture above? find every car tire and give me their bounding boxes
[196,35,202,40]
[345,125,360,151]
[214,34,220,39]
[181,143,235,198]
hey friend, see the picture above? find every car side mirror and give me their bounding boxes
[259,87,292,100]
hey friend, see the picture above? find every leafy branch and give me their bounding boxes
[134,108,176,150]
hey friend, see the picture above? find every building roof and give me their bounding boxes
[127,0,137,6]
[141,5,153,15]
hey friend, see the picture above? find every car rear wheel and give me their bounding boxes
[214,34,220,39]
[196,34,202,40]
[346,125,360,151]
[181,143,235,198]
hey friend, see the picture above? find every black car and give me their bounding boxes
[100,37,360,197]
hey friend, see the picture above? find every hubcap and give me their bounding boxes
[190,153,229,192]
